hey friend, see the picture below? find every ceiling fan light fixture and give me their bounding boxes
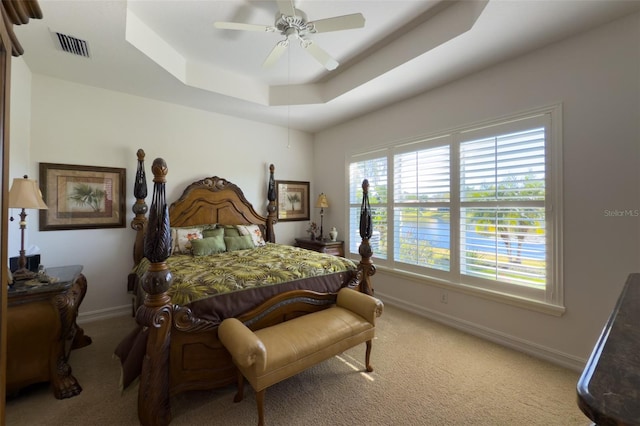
[278,9,307,28]
[214,1,365,71]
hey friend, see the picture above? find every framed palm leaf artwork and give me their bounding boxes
[39,162,126,231]
[275,180,310,222]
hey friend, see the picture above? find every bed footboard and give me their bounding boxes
[168,289,338,395]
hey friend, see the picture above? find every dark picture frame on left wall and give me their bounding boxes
[39,162,126,231]
[276,180,310,222]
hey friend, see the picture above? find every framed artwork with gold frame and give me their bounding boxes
[39,162,126,231]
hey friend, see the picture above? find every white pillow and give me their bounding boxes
[236,224,266,247]
[171,227,204,254]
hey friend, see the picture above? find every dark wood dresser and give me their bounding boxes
[6,265,91,399]
[577,273,640,425]
[295,238,345,257]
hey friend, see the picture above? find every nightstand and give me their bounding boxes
[6,265,91,399]
[295,238,345,257]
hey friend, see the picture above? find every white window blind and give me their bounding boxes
[459,127,546,288]
[393,145,450,271]
[394,146,450,203]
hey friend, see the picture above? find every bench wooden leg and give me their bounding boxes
[365,340,373,372]
[256,389,266,426]
[234,369,245,403]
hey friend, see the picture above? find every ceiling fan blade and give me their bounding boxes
[302,40,338,71]
[276,0,296,17]
[309,13,365,33]
[263,40,289,68]
[214,22,275,32]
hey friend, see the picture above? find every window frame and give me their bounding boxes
[347,105,564,315]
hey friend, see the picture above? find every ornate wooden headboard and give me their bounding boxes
[169,177,268,228]
[130,150,277,264]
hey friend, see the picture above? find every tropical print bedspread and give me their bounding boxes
[132,243,356,306]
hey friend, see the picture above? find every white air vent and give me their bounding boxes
[51,31,90,58]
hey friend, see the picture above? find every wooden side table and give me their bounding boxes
[6,265,91,399]
[295,238,345,257]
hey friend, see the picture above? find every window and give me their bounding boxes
[459,125,546,290]
[394,141,450,272]
[348,106,563,311]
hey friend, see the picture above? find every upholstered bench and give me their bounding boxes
[218,287,384,426]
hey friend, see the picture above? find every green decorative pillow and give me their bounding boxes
[236,224,266,247]
[222,225,241,237]
[224,235,254,251]
[191,235,226,256]
[203,227,224,238]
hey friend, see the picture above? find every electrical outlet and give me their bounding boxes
[440,292,448,304]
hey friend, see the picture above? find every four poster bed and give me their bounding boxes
[116,150,376,426]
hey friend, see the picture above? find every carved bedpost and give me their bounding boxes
[357,179,376,296]
[266,163,277,243]
[136,158,173,426]
[131,149,148,264]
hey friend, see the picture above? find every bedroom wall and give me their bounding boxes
[9,73,315,319]
[314,12,640,369]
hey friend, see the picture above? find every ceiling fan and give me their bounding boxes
[214,0,365,71]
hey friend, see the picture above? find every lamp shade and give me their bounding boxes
[315,193,329,209]
[9,176,48,210]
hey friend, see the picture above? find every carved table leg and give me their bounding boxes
[50,351,82,399]
[50,273,91,399]
[69,274,92,349]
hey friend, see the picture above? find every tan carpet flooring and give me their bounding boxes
[5,304,590,425]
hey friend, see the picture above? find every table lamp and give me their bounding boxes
[9,175,48,280]
[315,193,329,241]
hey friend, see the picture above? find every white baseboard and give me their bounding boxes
[78,304,132,324]
[376,291,586,373]
[77,294,587,372]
